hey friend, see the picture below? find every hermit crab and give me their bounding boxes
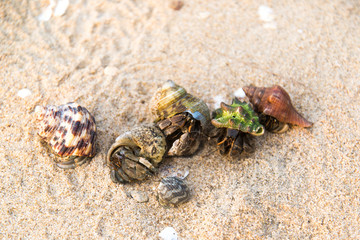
[157,176,191,207]
[243,85,313,133]
[150,80,211,156]
[106,125,167,183]
[35,102,97,169]
[211,98,264,157]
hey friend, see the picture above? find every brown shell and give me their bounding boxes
[243,85,313,127]
[35,102,97,166]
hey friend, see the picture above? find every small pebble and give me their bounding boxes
[104,66,118,76]
[130,191,149,203]
[17,89,32,98]
[169,0,184,11]
[198,11,210,19]
[159,227,178,240]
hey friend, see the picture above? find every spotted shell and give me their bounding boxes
[106,125,167,183]
[211,98,264,136]
[150,80,211,132]
[157,176,190,207]
[35,102,97,169]
[243,85,313,128]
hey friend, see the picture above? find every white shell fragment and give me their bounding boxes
[159,227,178,240]
[104,66,118,76]
[233,88,246,98]
[130,191,149,203]
[198,11,210,19]
[17,89,32,98]
[37,1,54,22]
[37,0,69,21]
[213,95,226,109]
[53,0,69,16]
[257,5,275,22]
[257,5,277,29]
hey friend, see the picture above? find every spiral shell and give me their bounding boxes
[35,102,97,169]
[157,176,190,207]
[150,80,211,133]
[243,85,313,129]
[150,80,211,156]
[106,125,167,183]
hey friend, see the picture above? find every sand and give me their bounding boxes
[1,0,360,239]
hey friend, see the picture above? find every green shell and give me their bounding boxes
[150,80,210,129]
[211,98,265,136]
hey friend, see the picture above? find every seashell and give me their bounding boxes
[35,102,97,169]
[242,85,313,132]
[211,98,263,157]
[150,80,211,156]
[157,176,190,207]
[106,125,167,183]
[211,97,264,136]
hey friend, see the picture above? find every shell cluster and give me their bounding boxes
[157,176,190,207]
[34,80,313,208]
[210,85,313,156]
[35,102,97,169]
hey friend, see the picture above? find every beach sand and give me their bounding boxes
[1,0,359,238]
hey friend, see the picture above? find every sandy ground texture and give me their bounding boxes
[1,0,360,239]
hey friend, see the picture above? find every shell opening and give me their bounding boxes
[252,125,265,136]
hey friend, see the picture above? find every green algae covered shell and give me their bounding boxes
[211,98,265,136]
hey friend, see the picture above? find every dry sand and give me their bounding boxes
[1,0,360,239]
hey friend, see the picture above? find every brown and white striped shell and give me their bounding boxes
[157,176,191,207]
[35,102,97,169]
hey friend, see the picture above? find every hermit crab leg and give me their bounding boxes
[56,156,88,169]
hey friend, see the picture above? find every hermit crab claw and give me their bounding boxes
[106,125,167,183]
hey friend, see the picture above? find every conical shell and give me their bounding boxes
[150,80,211,131]
[35,103,97,164]
[243,85,313,127]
